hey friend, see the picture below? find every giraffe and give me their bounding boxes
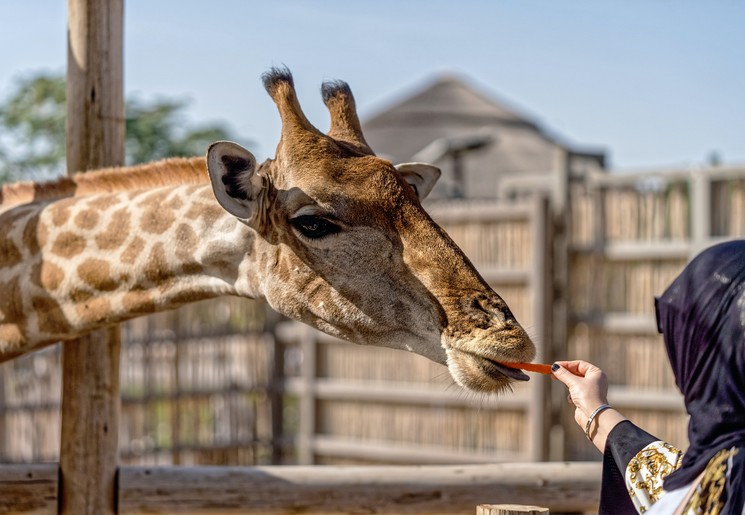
[0,68,534,393]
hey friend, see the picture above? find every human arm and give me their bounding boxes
[552,360,684,512]
[551,360,627,452]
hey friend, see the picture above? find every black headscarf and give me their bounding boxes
[656,239,745,501]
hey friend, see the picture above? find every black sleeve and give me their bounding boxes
[598,420,659,515]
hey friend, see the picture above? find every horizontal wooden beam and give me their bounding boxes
[610,386,685,411]
[0,462,601,514]
[283,378,531,410]
[0,464,58,514]
[311,435,525,464]
[118,463,601,514]
[428,201,534,223]
[571,312,658,334]
[571,241,691,260]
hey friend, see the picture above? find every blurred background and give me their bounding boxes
[0,1,743,468]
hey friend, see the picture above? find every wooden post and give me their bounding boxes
[477,505,549,515]
[528,195,550,461]
[297,326,317,464]
[60,1,124,514]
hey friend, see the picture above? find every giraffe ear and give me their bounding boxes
[207,141,263,221]
[394,162,441,200]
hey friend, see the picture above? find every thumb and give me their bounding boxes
[551,363,578,388]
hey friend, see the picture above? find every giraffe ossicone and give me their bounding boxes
[0,67,534,393]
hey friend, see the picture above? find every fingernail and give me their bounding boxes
[551,363,560,372]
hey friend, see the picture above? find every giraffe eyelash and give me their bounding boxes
[290,215,341,240]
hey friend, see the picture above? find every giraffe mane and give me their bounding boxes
[0,156,208,208]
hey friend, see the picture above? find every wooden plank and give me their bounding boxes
[0,464,57,514]
[589,164,745,185]
[570,241,691,260]
[476,266,531,286]
[117,463,601,514]
[477,505,549,515]
[609,386,685,411]
[428,201,533,223]
[61,1,124,514]
[283,378,531,410]
[571,313,658,335]
[311,435,525,464]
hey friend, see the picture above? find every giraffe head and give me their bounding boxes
[207,68,535,393]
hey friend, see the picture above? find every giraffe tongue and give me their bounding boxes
[489,361,530,381]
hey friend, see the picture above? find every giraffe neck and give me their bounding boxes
[0,181,262,357]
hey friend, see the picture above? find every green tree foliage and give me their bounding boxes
[0,72,239,182]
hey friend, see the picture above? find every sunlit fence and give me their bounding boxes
[1,163,744,468]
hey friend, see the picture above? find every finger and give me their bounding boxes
[551,363,580,387]
[567,393,573,405]
[555,360,603,378]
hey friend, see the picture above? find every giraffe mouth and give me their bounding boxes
[481,358,530,382]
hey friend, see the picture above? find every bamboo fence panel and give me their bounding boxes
[569,255,687,314]
[316,401,526,459]
[0,298,276,466]
[602,183,689,242]
[439,220,532,268]
[569,186,595,247]
[712,178,745,237]
[3,165,745,469]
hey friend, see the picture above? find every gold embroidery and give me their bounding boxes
[625,441,684,512]
[682,447,737,515]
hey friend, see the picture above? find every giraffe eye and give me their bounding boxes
[291,215,340,239]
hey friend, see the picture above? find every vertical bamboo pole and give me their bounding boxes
[60,1,124,514]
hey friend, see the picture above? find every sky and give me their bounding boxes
[0,1,743,171]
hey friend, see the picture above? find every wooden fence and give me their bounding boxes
[0,298,281,466]
[563,162,745,459]
[0,461,600,514]
[1,160,744,511]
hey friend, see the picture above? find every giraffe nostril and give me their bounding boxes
[470,296,514,324]
[503,306,516,323]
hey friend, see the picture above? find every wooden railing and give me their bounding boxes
[0,462,600,514]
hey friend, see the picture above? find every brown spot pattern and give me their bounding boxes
[34,262,65,291]
[165,196,184,210]
[0,237,22,268]
[186,202,224,226]
[74,209,99,230]
[22,216,42,255]
[52,232,87,259]
[69,288,94,303]
[49,200,72,227]
[32,296,71,334]
[121,237,145,265]
[144,243,171,284]
[95,208,130,250]
[140,205,175,234]
[121,290,156,314]
[87,195,122,210]
[169,290,216,305]
[174,224,197,262]
[78,258,118,291]
[0,277,21,323]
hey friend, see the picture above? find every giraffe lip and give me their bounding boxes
[484,359,530,382]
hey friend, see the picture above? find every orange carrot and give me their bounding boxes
[501,362,553,375]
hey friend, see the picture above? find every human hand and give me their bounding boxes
[551,360,609,430]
